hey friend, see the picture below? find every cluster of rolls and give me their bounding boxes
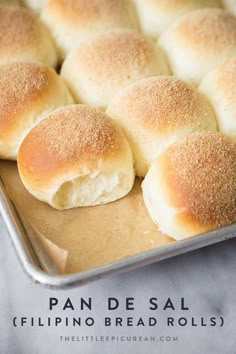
[0,0,236,241]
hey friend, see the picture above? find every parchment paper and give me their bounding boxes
[0,161,174,274]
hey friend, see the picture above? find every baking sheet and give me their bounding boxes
[0,161,174,274]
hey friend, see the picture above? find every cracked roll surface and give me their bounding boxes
[106,76,217,177]
[0,62,74,160]
[159,8,236,84]
[142,132,236,240]
[18,105,135,210]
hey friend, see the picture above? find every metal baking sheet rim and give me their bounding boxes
[0,177,236,290]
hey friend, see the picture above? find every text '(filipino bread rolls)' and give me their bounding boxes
[41,0,139,60]
[18,105,135,210]
[134,0,221,38]
[142,132,236,240]
[0,62,74,160]
[106,76,217,177]
[199,57,236,138]
[159,9,236,85]
[0,7,58,67]
[61,29,171,109]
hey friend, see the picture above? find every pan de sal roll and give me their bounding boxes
[106,76,217,177]
[61,29,170,109]
[134,0,221,38]
[142,132,236,240]
[0,7,58,67]
[18,105,135,210]
[159,9,236,85]
[199,57,236,138]
[41,0,139,60]
[0,62,74,160]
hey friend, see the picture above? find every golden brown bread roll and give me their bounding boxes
[134,0,221,37]
[41,0,139,60]
[106,76,217,177]
[61,29,171,109]
[0,62,74,160]
[142,132,236,240]
[18,105,135,210]
[199,57,236,138]
[159,9,236,85]
[0,7,58,67]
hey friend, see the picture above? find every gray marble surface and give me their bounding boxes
[0,215,236,354]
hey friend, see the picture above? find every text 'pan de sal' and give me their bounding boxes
[223,0,236,15]
[0,7,58,67]
[21,0,47,13]
[106,76,217,177]
[199,57,236,138]
[0,62,74,160]
[18,105,135,210]
[61,29,171,110]
[159,8,236,85]
[142,132,236,240]
[41,0,139,60]
[134,0,221,38]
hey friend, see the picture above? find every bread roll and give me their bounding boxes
[223,0,236,15]
[21,0,47,13]
[134,0,221,38]
[142,132,236,240]
[41,0,139,60]
[159,9,236,85]
[0,62,74,160]
[106,76,217,177]
[199,57,236,138]
[61,29,170,109]
[18,105,135,210]
[0,7,58,67]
